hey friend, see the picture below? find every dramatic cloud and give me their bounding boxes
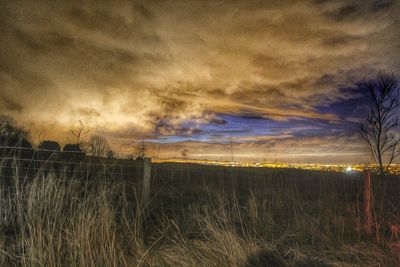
[1,0,399,162]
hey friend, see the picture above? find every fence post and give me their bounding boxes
[141,157,151,207]
[363,169,373,236]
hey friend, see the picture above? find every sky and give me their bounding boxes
[1,0,400,163]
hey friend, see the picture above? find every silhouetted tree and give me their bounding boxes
[70,120,89,144]
[34,140,61,172]
[360,71,400,174]
[126,153,136,160]
[63,144,82,153]
[0,115,33,158]
[38,140,61,151]
[107,150,115,159]
[0,115,34,182]
[0,115,28,146]
[84,135,112,158]
[135,138,147,158]
[37,131,46,144]
[36,140,61,160]
[62,143,85,163]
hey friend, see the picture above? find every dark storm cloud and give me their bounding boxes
[0,94,23,112]
[229,84,287,107]
[321,0,397,21]
[324,3,360,21]
[321,35,360,47]
[209,117,227,125]
[370,0,396,12]
[0,0,173,139]
[0,0,399,161]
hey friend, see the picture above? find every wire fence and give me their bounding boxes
[3,146,400,244]
[1,145,400,209]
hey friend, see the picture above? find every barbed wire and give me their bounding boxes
[0,157,144,167]
[0,145,85,153]
[0,164,277,183]
[0,151,370,198]
[0,145,250,163]
[0,145,195,164]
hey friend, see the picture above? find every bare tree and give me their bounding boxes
[0,115,33,159]
[85,135,112,158]
[37,130,46,144]
[135,138,147,158]
[0,115,28,146]
[360,71,400,174]
[70,120,89,144]
[106,150,115,159]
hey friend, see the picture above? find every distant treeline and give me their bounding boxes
[0,114,131,160]
[0,115,86,158]
[0,115,145,187]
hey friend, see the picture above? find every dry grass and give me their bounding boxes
[0,164,399,266]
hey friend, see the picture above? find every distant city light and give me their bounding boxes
[151,158,400,174]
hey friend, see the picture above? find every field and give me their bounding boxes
[1,159,400,266]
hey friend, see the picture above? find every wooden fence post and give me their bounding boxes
[363,169,373,236]
[141,157,151,207]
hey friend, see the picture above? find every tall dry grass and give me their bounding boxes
[0,164,399,266]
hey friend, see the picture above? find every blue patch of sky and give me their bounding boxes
[317,86,369,120]
[149,86,369,144]
[151,115,350,143]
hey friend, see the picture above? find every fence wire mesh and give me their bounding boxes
[1,145,400,210]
